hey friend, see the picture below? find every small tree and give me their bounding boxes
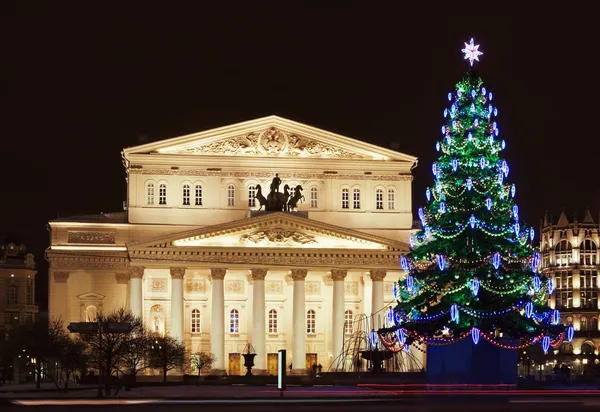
[81,308,144,395]
[190,352,216,385]
[119,329,151,382]
[148,335,186,382]
[54,336,88,393]
[7,315,64,388]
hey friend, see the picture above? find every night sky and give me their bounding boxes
[2,4,599,310]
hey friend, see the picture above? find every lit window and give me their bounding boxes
[147,182,155,205]
[191,309,201,333]
[388,188,395,210]
[341,188,349,209]
[310,186,318,208]
[195,185,203,206]
[182,184,190,206]
[306,309,316,334]
[376,189,383,210]
[159,184,167,205]
[344,310,353,335]
[7,285,18,305]
[268,309,278,334]
[230,309,239,333]
[228,184,235,207]
[581,316,588,331]
[353,188,361,209]
[248,185,256,207]
[592,318,598,331]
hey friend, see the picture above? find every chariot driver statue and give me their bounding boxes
[270,173,281,193]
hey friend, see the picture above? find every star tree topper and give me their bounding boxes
[462,38,483,66]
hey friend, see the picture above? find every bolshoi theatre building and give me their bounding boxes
[47,116,418,375]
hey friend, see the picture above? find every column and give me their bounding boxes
[52,272,69,324]
[115,273,130,309]
[210,268,226,374]
[251,268,267,374]
[370,269,387,317]
[129,266,144,319]
[331,269,347,360]
[170,267,186,342]
[291,268,307,374]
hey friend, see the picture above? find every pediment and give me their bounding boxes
[128,212,406,252]
[123,116,416,163]
[77,292,105,300]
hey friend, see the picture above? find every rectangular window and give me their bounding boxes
[195,185,203,206]
[310,187,318,208]
[183,185,190,206]
[248,186,256,207]
[147,184,155,205]
[227,185,235,207]
[388,189,395,210]
[159,184,167,205]
[376,190,383,210]
[341,189,349,209]
[353,189,361,209]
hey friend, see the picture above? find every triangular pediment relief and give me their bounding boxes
[128,212,406,252]
[77,292,105,300]
[123,116,416,163]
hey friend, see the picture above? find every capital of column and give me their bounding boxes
[331,269,348,281]
[130,266,145,279]
[291,269,308,281]
[210,268,227,280]
[115,273,130,284]
[170,267,186,279]
[251,268,268,281]
[53,272,69,283]
[369,269,387,282]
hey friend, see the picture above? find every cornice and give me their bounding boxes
[127,212,408,251]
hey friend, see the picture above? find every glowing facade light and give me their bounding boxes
[462,38,483,66]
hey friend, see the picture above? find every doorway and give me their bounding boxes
[305,353,318,371]
[267,353,279,376]
[228,353,241,376]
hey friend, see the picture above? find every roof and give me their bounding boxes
[50,212,128,224]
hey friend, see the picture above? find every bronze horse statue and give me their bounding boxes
[255,184,268,210]
[288,185,304,211]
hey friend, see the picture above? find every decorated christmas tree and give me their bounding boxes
[380,39,572,360]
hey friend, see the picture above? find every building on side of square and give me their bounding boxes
[540,208,600,376]
[47,116,420,375]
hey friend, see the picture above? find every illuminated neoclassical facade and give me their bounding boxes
[542,209,600,367]
[47,116,418,375]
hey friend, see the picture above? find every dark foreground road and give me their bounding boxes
[4,396,600,411]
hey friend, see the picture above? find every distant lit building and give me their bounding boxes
[0,243,38,333]
[540,208,600,372]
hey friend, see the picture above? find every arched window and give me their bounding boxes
[159,183,167,205]
[182,184,190,206]
[566,316,574,326]
[388,188,395,210]
[581,316,588,331]
[376,189,384,210]
[230,309,239,333]
[344,310,354,335]
[555,240,572,266]
[580,240,597,265]
[341,188,349,209]
[561,342,573,354]
[306,309,316,334]
[353,188,361,209]
[191,309,201,333]
[268,309,278,334]
[310,186,318,208]
[195,184,203,206]
[581,342,595,355]
[248,185,256,207]
[227,184,235,207]
[85,305,97,322]
[592,317,598,331]
[150,305,165,335]
[7,284,18,305]
[147,182,155,205]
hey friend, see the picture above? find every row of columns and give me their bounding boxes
[125,266,388,374]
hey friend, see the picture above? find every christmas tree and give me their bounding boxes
[380,39,572,354]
